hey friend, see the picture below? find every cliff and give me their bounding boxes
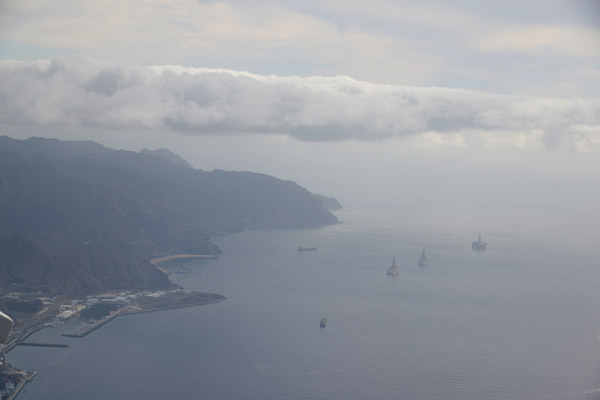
[313,193,343,211]
[0,136,337,295]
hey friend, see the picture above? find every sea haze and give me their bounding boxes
[8,206,600,400]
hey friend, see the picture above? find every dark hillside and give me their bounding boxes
[0,136,337,295]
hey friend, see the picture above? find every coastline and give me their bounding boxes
[62,292,226,338]
[6,372,36,400]
[3,255,224,399]
[150,254,218,275]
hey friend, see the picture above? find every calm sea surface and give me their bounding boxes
[8,207,600,400]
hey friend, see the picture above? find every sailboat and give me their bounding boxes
[386,257,399,276]
[418,248,428,267]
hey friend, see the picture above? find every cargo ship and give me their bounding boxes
[472,233,487,251]
[418,248,428,267]
[386,257,399,276]
[298,247,317,252]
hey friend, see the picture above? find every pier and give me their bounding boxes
[63,292,226,338]
[17,342,68,348]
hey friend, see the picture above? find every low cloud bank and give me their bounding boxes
[1,57,598,149]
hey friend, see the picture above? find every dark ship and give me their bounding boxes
[386,257,399,276]
[298,246,317,252]
[472,233,487,251]
[418,248,428,267]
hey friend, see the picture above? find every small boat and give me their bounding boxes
[298,246,317,252]
[418,248,428,267]
[320,317,327,328]
[386,257,399,276]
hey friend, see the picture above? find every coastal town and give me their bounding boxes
[0,288,226,399]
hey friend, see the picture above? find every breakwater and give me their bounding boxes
[17,343,69,348]
[63,292,226,338]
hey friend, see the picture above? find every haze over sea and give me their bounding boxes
[8,205,600,400]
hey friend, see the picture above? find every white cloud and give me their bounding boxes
[0,57,599,150]
[478,25,600,58]
[0,0,441,85]
[2,0,600,96]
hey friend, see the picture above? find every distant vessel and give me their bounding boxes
[418,248,428,267]
[386,257,399,276]
[472,233,487,251]
[298,247,317,252]
[320,317,327,328]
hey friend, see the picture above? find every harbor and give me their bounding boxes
[0,265,226,399]
[0,288,226,399]
[63,291,226,338]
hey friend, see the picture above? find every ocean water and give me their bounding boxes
[8,207,600,400]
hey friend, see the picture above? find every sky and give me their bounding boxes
[0,0,599,210]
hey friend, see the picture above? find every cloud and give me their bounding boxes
[478,25,600,58]
[2,1,600,97]
[0,0,440,85]
[0,57,599,149]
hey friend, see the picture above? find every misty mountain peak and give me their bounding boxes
[140,148,194,169]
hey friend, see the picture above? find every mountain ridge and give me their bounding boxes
[0,136,337,295]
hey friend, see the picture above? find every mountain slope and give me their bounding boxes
[0,136,337,295]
